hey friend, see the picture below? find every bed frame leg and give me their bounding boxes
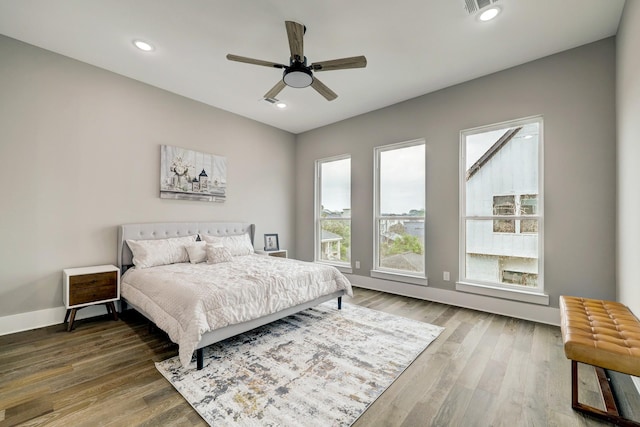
[338,296,342,310]
[196,348,204,370]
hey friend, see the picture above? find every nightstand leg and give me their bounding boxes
[106,302,118,321]
[64,309,71,323]
[66,308,77,331]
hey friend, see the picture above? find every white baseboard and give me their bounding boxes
[1,278,561,337]
[0,304,114,336]
[346,274,560,326]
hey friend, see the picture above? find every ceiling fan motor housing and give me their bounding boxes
[283,57,313,88]
[226,21,366,100]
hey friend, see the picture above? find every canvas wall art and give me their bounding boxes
[160,145,227,202]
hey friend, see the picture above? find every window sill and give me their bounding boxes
[315,261,352,274]
[370,270,427,286]
[456,281,549,306]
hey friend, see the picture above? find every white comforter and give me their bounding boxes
[121,254,353,367]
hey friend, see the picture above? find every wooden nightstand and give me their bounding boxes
[255,249,288,258]
[63,265,120,331]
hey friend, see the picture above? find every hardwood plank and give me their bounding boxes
[0,287,621,427]
[477,358,508,395]
[2,396,53,426]
[459,386,497,427]
[430,383,475,426]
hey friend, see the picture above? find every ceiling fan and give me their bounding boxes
[226,21,367,101]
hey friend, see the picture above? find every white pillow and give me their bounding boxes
[206,244,233,264]
[185,241,208,264]
[201,233,254,256]
[126,235,196,269]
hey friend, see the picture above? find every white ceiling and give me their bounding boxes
[0,0,626,134]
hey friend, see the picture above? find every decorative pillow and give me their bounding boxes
[206,245,233,264]
[201,233,254,256]
[126,235,196,269]
[185,241,208,264]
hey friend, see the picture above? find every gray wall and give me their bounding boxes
[0,35,296,317]
[296,38,617,309]
[0,30,624,321]
[617,2,640,315]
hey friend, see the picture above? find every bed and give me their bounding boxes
[117,221,353,370]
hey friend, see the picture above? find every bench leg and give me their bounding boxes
[571,360,640,427]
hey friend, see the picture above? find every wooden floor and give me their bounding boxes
[0,288,618,426]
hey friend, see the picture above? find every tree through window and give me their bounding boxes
[315,156,351,266]
[374,140,425,277]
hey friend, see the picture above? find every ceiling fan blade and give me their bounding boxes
[226,54,286,69]
[285,21,304,61]
[264,80,287,99]
[310,78,338,101]
[311,55,367,72]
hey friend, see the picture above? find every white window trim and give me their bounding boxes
[314,154,351,269]
[456,281,549,305]
[373,138,427,283]
[370,270,427,286]
[458,116,547,304]
[316,260,353,274]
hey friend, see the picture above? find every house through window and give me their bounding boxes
[459,116,544,297]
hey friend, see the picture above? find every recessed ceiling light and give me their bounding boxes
[275,102,287,109]
[479,6,501,22]
[133,40,154,52]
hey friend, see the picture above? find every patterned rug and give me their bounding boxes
[155,301,444,426]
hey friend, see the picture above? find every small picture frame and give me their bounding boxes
[264,234,279,251]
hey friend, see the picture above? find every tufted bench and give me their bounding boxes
[560,296,640,427]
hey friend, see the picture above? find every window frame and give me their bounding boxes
[372,139,427,285]
[457,116,547,304]
[314,154,352,273]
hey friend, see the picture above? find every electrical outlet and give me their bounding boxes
[443,271,450,281]
[355,261,361,269]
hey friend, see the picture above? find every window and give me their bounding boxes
[373,140,426,281]
[520,194,538,233]
[493,195,515,232]
[459,116,545,303]
[492,194,538,233]
[502,270,538,286]
[315,155,351,267]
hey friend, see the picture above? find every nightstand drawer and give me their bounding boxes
[69,271,118,306]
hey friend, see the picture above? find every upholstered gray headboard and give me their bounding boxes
[118,221,255,270]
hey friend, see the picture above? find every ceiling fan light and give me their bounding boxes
[283,69,313,88]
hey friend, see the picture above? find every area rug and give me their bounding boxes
[155,302,444,426]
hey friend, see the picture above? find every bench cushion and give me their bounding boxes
[560,296,640,376]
